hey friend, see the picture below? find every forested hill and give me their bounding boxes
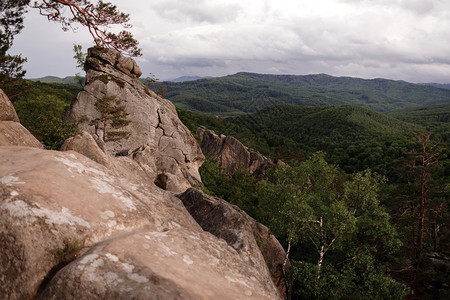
[161,72,450,114]
[386,103,450,140]
[30,76,81,86]
[231,104,422,144]
[178,104,428,176]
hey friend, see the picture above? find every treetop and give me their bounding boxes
[32,0,142,57]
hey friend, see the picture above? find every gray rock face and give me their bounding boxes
[66,47,204,192]
[0,121,43,148]
[178,188,287,297]
[0,146,281,299]
[0,88,19,122]
[197,126,275,175]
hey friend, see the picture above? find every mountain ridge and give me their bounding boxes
[159,72,450,114]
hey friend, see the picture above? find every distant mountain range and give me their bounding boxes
[418,83,450,90]
[29,73,450,114]
[29,76,83,86]
[29,75,214,84]
[159,72,450,114]
[168,76,214,82]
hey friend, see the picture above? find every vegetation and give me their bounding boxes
[1,0,141,100]
[181,98,449,298]
[7,72,448,298]
[90,94,131,142]
[53,237,84,266]
[161,72,450,115]
[32,0,141,56]
[178,104,423,179]
[0,0,30,99]
[30,75,85,86]
[386,103,450,141]
[201,154,409,299]
[13,80,81,149]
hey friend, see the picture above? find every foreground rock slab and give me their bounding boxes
[0,146,281,299]
[38,227,279,299]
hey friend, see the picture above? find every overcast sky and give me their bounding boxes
[10,0,450,83]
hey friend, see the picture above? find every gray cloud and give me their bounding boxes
[9,0,450,83]
[152,0,242,24]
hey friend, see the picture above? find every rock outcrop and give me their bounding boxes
[66,47,204,193]
[197,126,278,176]
[60,131,110,167]
[0,88,43,149]
[178,188,287,297]
[0,88,19,122]
[0,121,44,148]
[1,51,284,299]
[1,146,281,299]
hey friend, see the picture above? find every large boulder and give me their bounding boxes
[66,47,204,193]
[37,227,279,299]
[0,147,281,299]
[0,88,43,149]
[178,188,287,297]
[0,88,19,122]
[197,126,276,176]
[0,121,43,148]
[60,131,110,167]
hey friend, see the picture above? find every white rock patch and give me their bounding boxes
[1,175,25,186]
[104,272,123,287]
[105,253,119,262]
[88,177,137,211]
[1,199,90,228]
[183,255,193,265]
[127,273,149,283]
[54,156,106,177]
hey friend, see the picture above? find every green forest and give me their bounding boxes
[178,104,450,299]
[172,75,449,299]
[159,72,450,115]
[4,76,449,299]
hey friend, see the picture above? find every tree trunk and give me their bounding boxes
[416,149,430,270]
[282,241,291,275]
[409,201,416,287]
[433,222,439,252]
[282,241,291,300]
[103,119,107,142]
[317,245,325,280]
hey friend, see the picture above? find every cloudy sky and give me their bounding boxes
[10,0,450,83]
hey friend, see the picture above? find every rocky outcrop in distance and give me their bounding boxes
[1,49,284,299]
[66,47,204,193]
[197,126,281,176]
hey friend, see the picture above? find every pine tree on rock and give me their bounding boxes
[90,95,131,142]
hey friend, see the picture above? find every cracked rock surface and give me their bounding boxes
[0,146,280,299]
[66,47,204,193]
